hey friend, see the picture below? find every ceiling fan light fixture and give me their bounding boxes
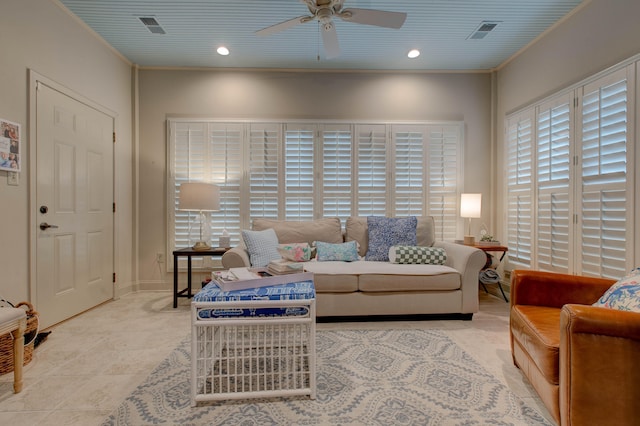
[216,46,230,56]
[407,49,420,59]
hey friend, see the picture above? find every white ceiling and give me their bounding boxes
[58,0,584,71]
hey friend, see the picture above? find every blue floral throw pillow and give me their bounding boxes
[365,216,418,261]
[316,241,359,262]
[592,268,640,312]
[241,228,281,267]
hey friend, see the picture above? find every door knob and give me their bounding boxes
[39,222,59,230]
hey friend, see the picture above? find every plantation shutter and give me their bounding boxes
[321,125,353,221]
[427,125,460,241]
[249,123,280,220]
[208,123,243,244]
[536,96,572,272]
[171,121,207,250]
[506,111,534,267]
[393,125,425,217]
[170,121,242,251]
[284,124,315,220]
[355,124,388,216]
[578,70,629,279]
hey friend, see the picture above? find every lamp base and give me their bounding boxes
[463,235,476,245]
[192,241,212,251]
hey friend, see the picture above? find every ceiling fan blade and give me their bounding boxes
[255,15,309,36]
[340,8,407,29]
[321,22,340,59]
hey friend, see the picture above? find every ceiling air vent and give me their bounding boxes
[138,16,166,34]
[467,21,500,40]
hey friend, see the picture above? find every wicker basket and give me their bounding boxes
[0,302,39,375]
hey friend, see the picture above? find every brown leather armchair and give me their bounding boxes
[509,270,640,425]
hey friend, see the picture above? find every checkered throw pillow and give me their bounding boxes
[388,246,447,265]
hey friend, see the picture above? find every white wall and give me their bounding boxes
[137,69,492,287]
[495,0,640,266]
[0,0,134,303]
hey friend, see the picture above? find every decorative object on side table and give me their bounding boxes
[178,182,220,251]
[478,230,500,246]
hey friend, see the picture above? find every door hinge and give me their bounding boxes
[113,132,116,143]
[113,202,116,213]
[113,272,116,283]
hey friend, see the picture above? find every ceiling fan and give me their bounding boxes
[256,0,407,59]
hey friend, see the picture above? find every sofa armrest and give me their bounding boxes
[434,241,486,313]
[221,246,251,269]
[510,270,615,309]
[559,304,640,425]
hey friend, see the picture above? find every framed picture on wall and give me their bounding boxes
[0,118,20,172]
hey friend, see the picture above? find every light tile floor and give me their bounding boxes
[0,288,555,425]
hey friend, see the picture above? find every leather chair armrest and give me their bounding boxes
[510,270,615,309]
[561,304,640,338]
[560,305,640,425]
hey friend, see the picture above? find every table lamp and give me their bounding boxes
[178,182,220,251]
[460,193,482,245]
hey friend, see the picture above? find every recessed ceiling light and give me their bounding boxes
[217,46,230,56]
[407,49,420,59]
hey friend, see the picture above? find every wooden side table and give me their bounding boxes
[173,247,229,308]
[473,244,509,302]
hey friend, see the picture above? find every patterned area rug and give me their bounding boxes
[104,329,551,425]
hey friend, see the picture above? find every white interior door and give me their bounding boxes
[35,81,114,329]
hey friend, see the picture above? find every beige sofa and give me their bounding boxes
[222,217,486,319]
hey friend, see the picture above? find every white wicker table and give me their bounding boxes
[190,279,316,405]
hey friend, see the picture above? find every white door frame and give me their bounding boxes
[28,69,118,311]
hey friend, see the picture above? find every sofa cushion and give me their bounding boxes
[346,216,436,257]
[358,271,460,292]
[316,241,359,262]
[253,217,343,245]
[365,216,418,261]
[241,228,280,267]
[313,273,359,293]
[510,305,561,385]
[592,268,640,312]
[389,246,447,265]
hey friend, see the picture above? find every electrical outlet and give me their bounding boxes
[156,252,164,263]
[7,172,18,186]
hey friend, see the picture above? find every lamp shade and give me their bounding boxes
[460,193,482,218]
[178,182,220,211]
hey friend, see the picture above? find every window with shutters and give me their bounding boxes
[169,119,464,267]
[284,124,315,220]
[426,126,461,241]
[355,124,387,216]
[506,111,534,268]
[578,70,630,279]
[536,96,572,272]
[393,126,426,218]
[321,125,352,222]
[248,123,280,220]
[505,62,635,278]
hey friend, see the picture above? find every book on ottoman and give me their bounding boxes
[211,267,312,292]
